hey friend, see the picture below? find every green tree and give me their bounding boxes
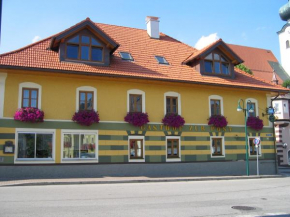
[235,63,253,75]
[282,79,290,88]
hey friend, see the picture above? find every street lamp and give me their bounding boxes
[237,99,254,176]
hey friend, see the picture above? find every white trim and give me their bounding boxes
[0,73,7,118]
[14,128,56,164]
[164,91,181,115]
[18,82,42,109]
[76,86,97,111]
[248,136,262,157]
[210,136,225,158]
[128,136,145,162]
[127,89,145,113]
[208,95,224,116]
[166,136,181,162]
[61,129,98,163]
[245,98,259,117]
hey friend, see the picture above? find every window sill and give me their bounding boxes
[62,158,99,164]
[129,158,145,163]
[211,155,225,158]
[15,158,55,164]
[166,158,181,162]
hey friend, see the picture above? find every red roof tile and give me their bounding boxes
[0,20,288,93]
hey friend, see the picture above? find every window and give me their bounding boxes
[15,129,55,163]
[22,88,38,108]
[210,99,220,115]
[62,131,98,161]
[204,53,230,75]
[66,35,103,62]
[76,86,97,112]
[79,91,94,110]
[119,52,134,61]
[128,136,145,162]
[0,73,7,118]
[248,138,261,156]
[247,102,256,117]
[286,40,290,49]
[127,89,145,113]
[211,137,224,157]
[166,96,178,114]
[155,56,169,65]
[166,137,181,161]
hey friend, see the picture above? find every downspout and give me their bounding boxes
[271,92,280,174]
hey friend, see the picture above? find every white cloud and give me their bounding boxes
[32,36,41,43]
[194,33,220,50]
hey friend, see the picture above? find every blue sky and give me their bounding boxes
[0,0,288,62]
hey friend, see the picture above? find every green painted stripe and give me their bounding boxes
[226,145,240,149]
[145,136,165,141]
[0,156,14,164]
[0,133,15,139]
[181,146,209,150]
[99,145,127,150]
[0,145,3,150]
[182,136,210,141]
[99,135,128,140]
[262,145,273,149]
[145,155,165,162]
[146,146,165,151]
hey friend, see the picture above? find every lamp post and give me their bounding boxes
[237,99,254,176]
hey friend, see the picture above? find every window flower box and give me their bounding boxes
[247,116,263,131]
[208,115,228,128]
[72,110,100,126]
[162,113,185,128]
[124,112,149,127]
[14,107,44,123]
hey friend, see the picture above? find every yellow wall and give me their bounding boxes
[3,69,271,125]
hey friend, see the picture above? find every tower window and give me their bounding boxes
[286,40,290,49]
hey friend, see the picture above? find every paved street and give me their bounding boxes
[0,177,290,217]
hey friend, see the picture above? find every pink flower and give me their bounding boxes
[72,110,100,126]
[162,113,185,128]
[124,112,149,127]
[247,116,263,131]
[14,107,44,123]
[208,115,228,128]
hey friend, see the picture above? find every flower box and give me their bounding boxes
[247,116,263,131]
[72,110,100,126]
[14,107,44,123]
[162,113,185,128]
[208,115,228,128]
[124,112,149,127]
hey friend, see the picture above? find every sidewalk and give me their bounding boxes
[0,175,284,187]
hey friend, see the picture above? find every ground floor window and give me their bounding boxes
[248,137,261,156]
[210,137,225,157]
[63,133,97,159]
[166,137,181,162]
[128,136,145,162]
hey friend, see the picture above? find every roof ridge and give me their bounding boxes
[228,43,273,52]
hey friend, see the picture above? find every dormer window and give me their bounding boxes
[66,35,103,62]
[155,56,168,65]
[120,52,134,61]
[204,53,230,75]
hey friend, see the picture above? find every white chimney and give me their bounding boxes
[146,16,160,39]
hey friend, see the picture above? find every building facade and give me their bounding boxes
[0,17,288,179]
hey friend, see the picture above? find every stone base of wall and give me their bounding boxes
[0,160,277,180]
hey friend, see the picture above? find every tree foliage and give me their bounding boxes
[235,63,253,75]
[282,79,290,88]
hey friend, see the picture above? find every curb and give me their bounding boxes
[0,175,284,187]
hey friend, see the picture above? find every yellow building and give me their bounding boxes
[0,17,288,178]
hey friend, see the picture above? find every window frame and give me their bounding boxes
[210,136,225,158]
[61,129,99,163]
[119,52,134,61]
[65,34,104,63]
[166,136,181,162]
[18,82,42,109]
[128,136,145,162]
[76,86,97,112]
[22,88,39,108]
[15,128,55,164]
[129,94,142,113]
[79,91,94,111]
[127,89,145,113]
[248,137,262,157]
[203,52,231,76]
[164,92,181,116]
[208,95,224,116]
[246,98,259,117]
[155,56,169,65]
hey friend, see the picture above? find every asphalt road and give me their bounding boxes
[0,178,290,217]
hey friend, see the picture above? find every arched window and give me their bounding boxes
[204,53,230,75]
[66,34,103,62]
[286,40,290,49]
[18,82,42,109]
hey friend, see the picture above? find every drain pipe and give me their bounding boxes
[271,92,280,175]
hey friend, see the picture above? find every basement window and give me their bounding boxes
[120,52,134,61]
[155,56,169,65]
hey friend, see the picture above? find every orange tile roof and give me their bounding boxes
[0,19,288,93]
[228,44,284,84]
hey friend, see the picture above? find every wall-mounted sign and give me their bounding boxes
[3,141,15,154]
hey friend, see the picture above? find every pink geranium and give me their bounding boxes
[14,107,44,123]
[247,116,263,131]
[124,112,149,127]
[162,113,185,128]
[208,115,228,128]
[72,110,100,126]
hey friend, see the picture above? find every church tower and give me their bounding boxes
[278,1,290,75]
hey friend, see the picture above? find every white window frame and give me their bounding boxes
[164,91,181,115]
[128,136,145,162]
[208,95,224,116]
[76,86,97,111]
[166,136,181,162]
[246,98,259,117]
[210,136,225,158]
[61,129,99,163]
[18,82,42,109]
[0,73,7,118]
[127,89,145,113]
[248,136,262,157]
[15,128,56,164]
